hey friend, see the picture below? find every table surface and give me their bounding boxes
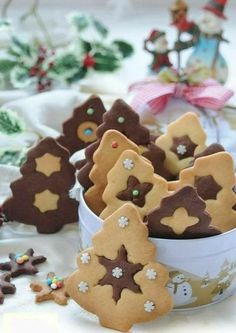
[1,1,236,333]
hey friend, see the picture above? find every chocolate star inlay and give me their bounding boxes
[0,249,47,278]
[194,175,222,200]
[116,176,153,207]
[0,273,16,304]
[171,135,197,160]
[98,245,143,302]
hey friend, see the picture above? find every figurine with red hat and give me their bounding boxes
[144,30,172,72]
[185,0,229,84]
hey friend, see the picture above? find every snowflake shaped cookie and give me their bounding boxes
[123,158,134,170]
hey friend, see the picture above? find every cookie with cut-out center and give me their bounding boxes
[100,150,169,220]
[2,137,78,234]
[155,112,206,176]
[84,130,140,215]
[147,186,220,239]
[171,152,236,232]
[30,272,69,305]
[57,95,106,154]
[66,203,173,332]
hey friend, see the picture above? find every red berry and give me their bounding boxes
[83,54,96,68]
[39,70,47,78]
[30,67,38,76]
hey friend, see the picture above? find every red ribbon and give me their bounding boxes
[129,79,234,114]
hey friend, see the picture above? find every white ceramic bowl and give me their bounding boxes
[78,191,236,310]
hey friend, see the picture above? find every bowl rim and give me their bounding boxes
[79,190,236,246]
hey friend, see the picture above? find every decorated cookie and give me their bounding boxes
[142,143,174,180]
[57,95,106,154]
[155,112,207,176]
[85,130,140,215]
[66,204,173,332]
[0,273,16,304]
[96,99,150,145]
[3,137,78,234]
[193,143,225,161]
[0,249,46,278]
[100,150,169,220]
[30,272,69,305]
[172,152,236,232]
[147,186,220,239]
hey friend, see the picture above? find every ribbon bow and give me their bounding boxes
[129,79,233,115]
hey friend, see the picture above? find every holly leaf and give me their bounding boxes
[0,149,26,166]
[66,67,87,83]
[0,108,25,135]
[68,12,90,32]
[10,66,32,88]
[92,18,108,38]
[112,40,134,58]
[94,52,121,72]
[10,36,32,57]
[0,58,17,74]
[49,53,80,80]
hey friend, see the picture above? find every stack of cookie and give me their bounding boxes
[77,97,236,239]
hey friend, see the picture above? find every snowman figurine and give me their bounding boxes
[144,30,172,73]
[186,0,229,84]
[167,271,197,307]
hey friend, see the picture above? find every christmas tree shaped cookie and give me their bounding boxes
[66,204,173,332]
[85,130,140,215]
[57,95,106,154]
[147,186,220,239]
[100,150,169,219]
[96,99,150,145]
[155,112,207,176]
[3,138,78,233]
[172,152,236,232]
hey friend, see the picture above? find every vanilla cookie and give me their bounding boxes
[84,130,140,215]
[66,204,173,332]
[155,112,206,175]
[172,152,236,232]
[100,150,169,219]
[147,186,220,239]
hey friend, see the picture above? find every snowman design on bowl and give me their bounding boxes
[167,271,197,307]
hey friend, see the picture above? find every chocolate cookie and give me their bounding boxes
[3,137,78,234]
[0,249,47,278]
[147,186,221,239]
[0,273,16,304]
[57,95,106,154]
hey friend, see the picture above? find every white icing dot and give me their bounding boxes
[112,267,123,279]
[123,158,134,170]
[118,216,129,228]
[50,283,58,290]
[144,300,155,313]
[78,281,89,293]
[146,268,157,280]
[80,252,91,264]
[176,144,187,155]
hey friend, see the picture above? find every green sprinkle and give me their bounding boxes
[117,116,125,124]
[87,108,95,115]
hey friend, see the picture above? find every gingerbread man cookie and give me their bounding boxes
[57,95,106,154]
[3,137,78,234]
[0,273,16,304]
[172,152,236,232]
[30,272,69,305]
[96,99,150,145]
[100,150,169,220]
[147,186,220,239]
[85,130,140,215]
[0,249,46,278]
[66,204,173,332]
[155,112,207,176]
